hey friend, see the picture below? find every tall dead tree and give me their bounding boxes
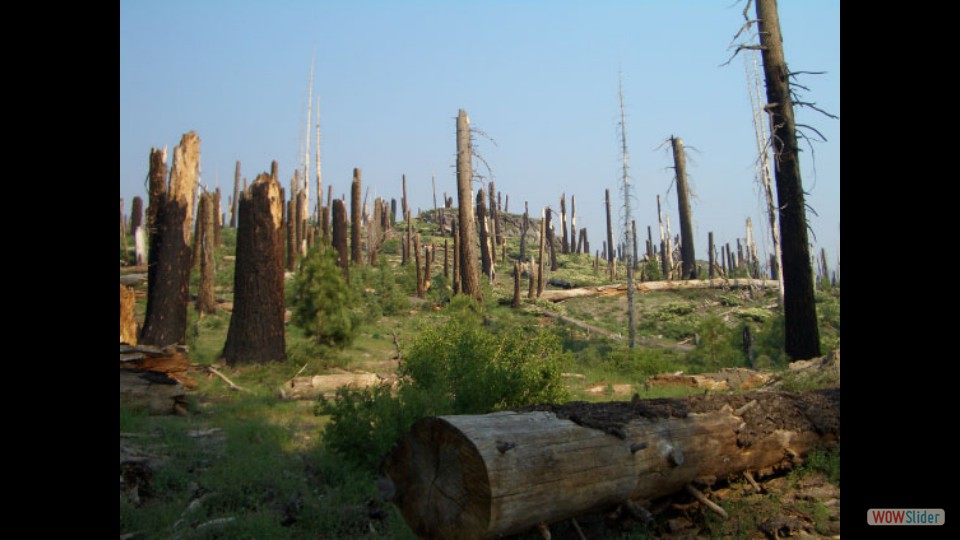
[223,173,286,365]
[488,182,498,264]
[452,219,460,294]
[331,199,349,279]
[537,209,546,297]
[619,77,637,348]
[456,110,482,300]
[401,174,409,224]
[546,208,558,271]
[130,196,144,236]
[197,192,217,315]
[286,198,297,271]
[230,161,241,228]
[708,232,716,278]
[670,136,697,279]
[141,133,200,347]
[351,168,363,266]
[605,189,615,280]
[751,0,822,359]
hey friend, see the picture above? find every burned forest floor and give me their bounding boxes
[121,219,840,539]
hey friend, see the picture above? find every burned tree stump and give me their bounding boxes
[141,132,200,347]
[222,173,286,365]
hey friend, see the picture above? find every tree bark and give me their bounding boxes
[141,133,200,347]
[756,0,821,359]
[197,192,218,315]
[351,168,363,266]
[332,199,349,280]
[456,110,482,300]
[670,136,697,279]
[223,173,286,365]
[384,389,839,540]
[130,196,144,235]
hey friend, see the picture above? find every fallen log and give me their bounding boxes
[646,367,772,391]
[540,279,779,303]
[120,369,188,415]
[278,371,380,400]
[383,389,839,539]
[119,344,195,388]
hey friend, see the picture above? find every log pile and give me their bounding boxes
[120,344,194,415]
[383,389,839,539]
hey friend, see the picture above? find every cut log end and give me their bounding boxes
[383,417,491,540]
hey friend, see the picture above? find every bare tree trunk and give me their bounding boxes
[230,161,241,228]
[708,232,716,279]
[756,0,821,359]
[512,262,521,308]
[452,219,460,294]
[414,234,424,298]
[537,209,546,297]
[197,192,218,315]
[390,199,397,227]
[223,173,286,365]
[443,238,449,280]
[402,174,409,224]
[514,201,527,263]
[488,182,498,265]
[286,199,297,271]
[332,199,349,280]
[424,243,432,293]
[130,196,144,236]
[456,110,482,300]
[528,255,536,298]
[547,208,558,272]
[570,195,577,254]
[670,136,697,279]
[351,168,363,266]
[404,210,413,265]
[605,189,615,280]
[141,133,200,347]
[560,194,568,254]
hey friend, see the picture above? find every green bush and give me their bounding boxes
[686,316,744,370]
[319,312,569,471]
[290,247,360,348]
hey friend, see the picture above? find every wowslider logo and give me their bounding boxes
[867,509,945,526]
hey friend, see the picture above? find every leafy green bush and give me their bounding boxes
[290,247,360,348]
[319,311,569,470]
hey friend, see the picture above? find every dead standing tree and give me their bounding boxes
[351,168,363,267]
[605,189,615,280]
[456,110,482,301]
[223,173,286,365]
[141,132,200,347]
[477,188,493,281]
[748,0,822,358]
[196,192,218,315]
[670,136,698,279]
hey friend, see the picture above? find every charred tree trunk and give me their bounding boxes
[452,220,460,294]
[384,389,840,540]
[146,147,167,233]
[443,238,450,280]
[223,173,286,365]
[477,189,492,280]
[546,208,558,272]
[756,0,821,359]
[560,194,569,254]
[414,234,424,298]
[391,198,398,227]
[332,199,349,280]
[456,110,482,300]
[130,196,144,236]
[141,133,200,347]
[351,168,363,266]
[230,161,241,228]
[670,136,697,279]
[708,232,716,279]
[401,174,409,226]
[605,189,615,280]
[197,192,218,315]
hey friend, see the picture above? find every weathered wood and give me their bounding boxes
[120,369,188,416]
[120,285,138,345]
[279,371,380,400]
[671,136,697,279]
[222,173,286,365]
[539,279,779,302]
[383,389,839,539]
[456,110,482,300]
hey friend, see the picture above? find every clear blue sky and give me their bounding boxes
[120,1,840,268]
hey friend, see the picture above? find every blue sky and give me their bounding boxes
[120,1,839,268]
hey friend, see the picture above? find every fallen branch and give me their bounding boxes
[685,484,728,519]
[743,470,763,493]
[206,366,246,392]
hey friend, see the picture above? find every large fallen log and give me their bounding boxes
[383,389,839,539]
[278,371,381,400]
[540,278,779,302]
[120,370,188,415]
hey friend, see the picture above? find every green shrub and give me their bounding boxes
[686,316,744,370]
[290,247,360,348]
[319,314,569,471]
